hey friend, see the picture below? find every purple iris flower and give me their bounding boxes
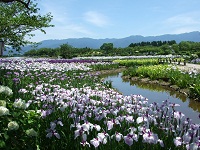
[13,78,20,83]
[46,122,60,139]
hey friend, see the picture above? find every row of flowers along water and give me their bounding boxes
[0,57,200,149]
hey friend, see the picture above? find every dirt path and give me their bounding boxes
[174,63,200,72]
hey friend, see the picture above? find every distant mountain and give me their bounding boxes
[6,31,200,55]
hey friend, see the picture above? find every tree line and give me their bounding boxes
[129,40,176,47]
[23,41,200,59]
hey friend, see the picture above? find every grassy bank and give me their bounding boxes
[122,64,200,100]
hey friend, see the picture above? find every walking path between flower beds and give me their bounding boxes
[175,62,200,72]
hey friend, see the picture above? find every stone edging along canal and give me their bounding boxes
[121,75,198,101]
[123,75,185,91]
[91,67,199,102]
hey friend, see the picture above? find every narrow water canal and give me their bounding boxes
[104,73,200,124]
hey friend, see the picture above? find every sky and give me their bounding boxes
[30,0,200,42]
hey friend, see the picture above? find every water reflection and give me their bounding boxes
[103,72,200,124]
[124,78,187,103]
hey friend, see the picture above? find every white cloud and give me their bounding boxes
[39,1,70,25]
[83,11,109,27]
[161,11,200,34]
[165,16,199,27]
[29,24,93,42]
[169,26,200,35]
[30,1,96,42]
[63,24,93,35]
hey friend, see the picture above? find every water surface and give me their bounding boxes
[104,73,200,124]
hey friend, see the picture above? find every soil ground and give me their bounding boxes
[175,62,200,72]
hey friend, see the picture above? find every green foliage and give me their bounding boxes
[0,0,53,51]
[100,43,114,55]
[90,63,119,71]
[23,40,200,59]
[190,84,200,99]
[129,40,176,47]
[196,52,200,58]
[114,59,159,67]
[179,41,191,51]
[59,44,74,59]
[100,43,113,50]
[123,64,200,99]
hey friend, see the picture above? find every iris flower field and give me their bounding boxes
[0,58,199,150]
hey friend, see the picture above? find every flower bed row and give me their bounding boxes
[114,59,159,67]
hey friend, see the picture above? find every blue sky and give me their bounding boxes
[31,0,200,42]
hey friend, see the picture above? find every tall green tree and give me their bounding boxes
[100,43,113,55]
[59,44,74,59]
[191,42,200,52]
[179,41,191,51]
[171,44,179,54]
[0,0,31,9]
[0,0,53,51]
